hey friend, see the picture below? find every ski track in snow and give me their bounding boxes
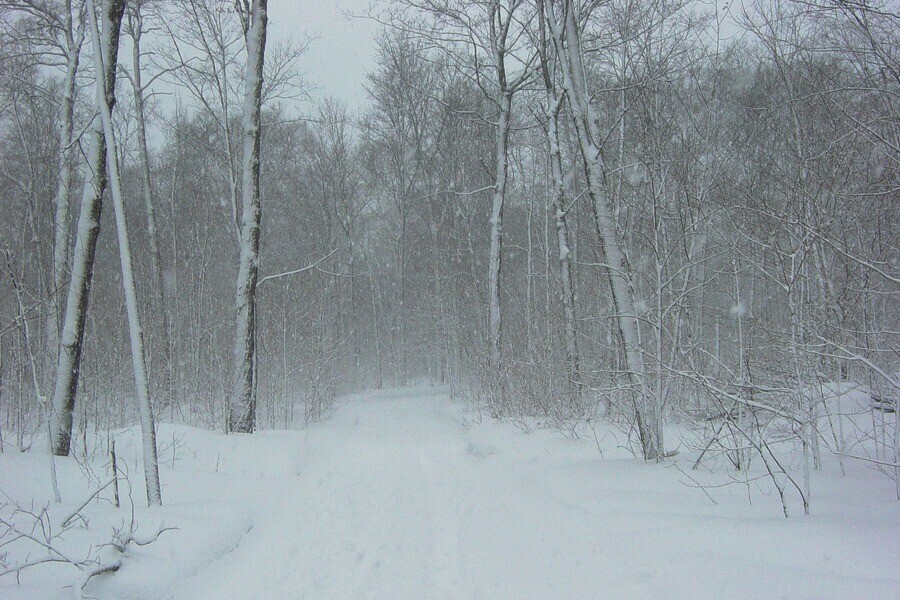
[172,389,477,600]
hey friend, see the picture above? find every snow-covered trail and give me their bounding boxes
[74,385,898,599]
[175,389,474,599]
[162,387,628,599]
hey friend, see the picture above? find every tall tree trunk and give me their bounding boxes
[538,4,581,412]
[228,0,267,434]
[546,98,582,411]
[49,0,126,456]
[398,220,407,385]
[545,0,661,459]
[47,2,84,382]
[369,270,384,389]
[129,1,173,413]
[86,0,162,506]
[488,91,511,413]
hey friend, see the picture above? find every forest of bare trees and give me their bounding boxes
[0,0,897,516]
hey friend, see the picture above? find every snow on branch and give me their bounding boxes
[256,246,343,287]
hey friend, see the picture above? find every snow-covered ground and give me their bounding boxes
[2,385,898,599]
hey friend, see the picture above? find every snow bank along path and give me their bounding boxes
[56,387,900,598]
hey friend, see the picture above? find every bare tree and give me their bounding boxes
[49,0,126,456]
[543,0,662,459]
[124,0,173,412]
[0,0,88,407]
[227,0,268,433]
[536,3,581,411]
[392,0,537,411]
[83,0,162,505]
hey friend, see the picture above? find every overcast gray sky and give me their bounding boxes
[268,1,380,111]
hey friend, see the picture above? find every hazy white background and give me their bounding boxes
[268,0,379,111]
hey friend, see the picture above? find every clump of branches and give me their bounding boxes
[0,478,174,596]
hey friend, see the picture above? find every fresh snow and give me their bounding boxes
[2,385,898,599]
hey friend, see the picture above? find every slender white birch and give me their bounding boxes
[86,0,162,506]
[228,0,268,433]
[538,7,581,410]
[544,0,661,459]
[488,87,511,405]
[47,0,86,378]
[484,0,533,413]
[394,0,536,411]
[126,0,173,409]
[49,0,126,456]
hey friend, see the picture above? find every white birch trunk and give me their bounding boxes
[228,0,267,434]
[128,2,173,411]
[488,91,511,410]
[545,0,661,459]
[546,97,582,411]
[47,2,85,378]
[538,8,582,412]
[49,0,125,457]
[86,0,161,506]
